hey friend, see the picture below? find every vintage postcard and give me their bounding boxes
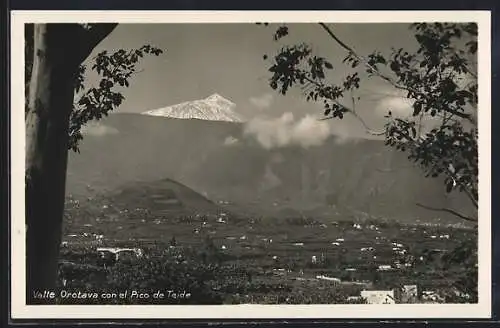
[10,10,491,320]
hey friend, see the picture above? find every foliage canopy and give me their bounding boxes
[260,22,478,222]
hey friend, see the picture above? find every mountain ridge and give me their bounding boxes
[67,113,475,225]
[105,177,222,216]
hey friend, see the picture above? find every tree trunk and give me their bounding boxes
[25,24,79,304]
[24,23,117,304]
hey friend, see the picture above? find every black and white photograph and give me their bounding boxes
[10,10,491,319]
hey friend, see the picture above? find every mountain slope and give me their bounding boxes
[104,178,222,216]
[67,113,475,224]
[142,93,243,122]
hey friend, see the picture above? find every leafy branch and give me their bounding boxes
[24,23,164,153]
[318,23,476,124]
[69,45,164,152]
[415,202,476,223]
[260,22,478,221]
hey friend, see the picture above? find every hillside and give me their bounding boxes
[105,178,222,216]
[66,113,475,224]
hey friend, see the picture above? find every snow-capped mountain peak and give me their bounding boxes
[206,93,234,105]
[142,94,243,122]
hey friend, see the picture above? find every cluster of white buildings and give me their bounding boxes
[357,285,443,304]
[360,289,396,304]
[316,275,341,284]
[96,247,144,261]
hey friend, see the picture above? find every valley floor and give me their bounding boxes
[53,197,478,305]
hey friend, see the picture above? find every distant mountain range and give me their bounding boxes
[66,95,476,225]
[142,94,243,122]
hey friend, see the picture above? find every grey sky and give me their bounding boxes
[85,23,419,140]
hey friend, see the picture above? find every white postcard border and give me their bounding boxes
[10,10,492,319]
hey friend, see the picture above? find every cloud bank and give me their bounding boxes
[375,91,414,118]
[243,112,331,149]
[81,122,119,137]
[374,70,474,119]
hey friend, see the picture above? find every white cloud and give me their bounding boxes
[373,69,475,119]
[81,122,119,136]
[249,93,274,110]
[375,93,414,118]
[223,136,239,146]
[243,112,330,149]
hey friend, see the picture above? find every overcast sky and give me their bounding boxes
[84,23,421,140]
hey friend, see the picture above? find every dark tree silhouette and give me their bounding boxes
[24,23,163,302]
[259,22,478,223]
